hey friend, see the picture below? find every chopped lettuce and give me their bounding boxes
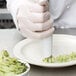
[43,52,76,63]
[0,50,27,76]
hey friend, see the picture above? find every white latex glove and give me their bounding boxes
[17,0,54,39]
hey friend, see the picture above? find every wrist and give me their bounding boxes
[6,0,24,29]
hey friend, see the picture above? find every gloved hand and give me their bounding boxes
[17,0,54,38]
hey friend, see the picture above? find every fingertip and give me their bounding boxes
[52,27,55,32]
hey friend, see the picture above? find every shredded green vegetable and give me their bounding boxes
[43,52,76,63]
[0,50,27,76]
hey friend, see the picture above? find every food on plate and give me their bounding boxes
[0,50,27,76]
[43,52,76,63]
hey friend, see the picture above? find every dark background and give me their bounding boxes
[0,0,15,29]
[0,0,6,8]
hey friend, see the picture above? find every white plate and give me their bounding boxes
[13,34,76,68]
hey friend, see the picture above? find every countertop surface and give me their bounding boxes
[0,28,76,76]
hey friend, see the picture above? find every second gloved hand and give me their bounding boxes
[17,0,54,39]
